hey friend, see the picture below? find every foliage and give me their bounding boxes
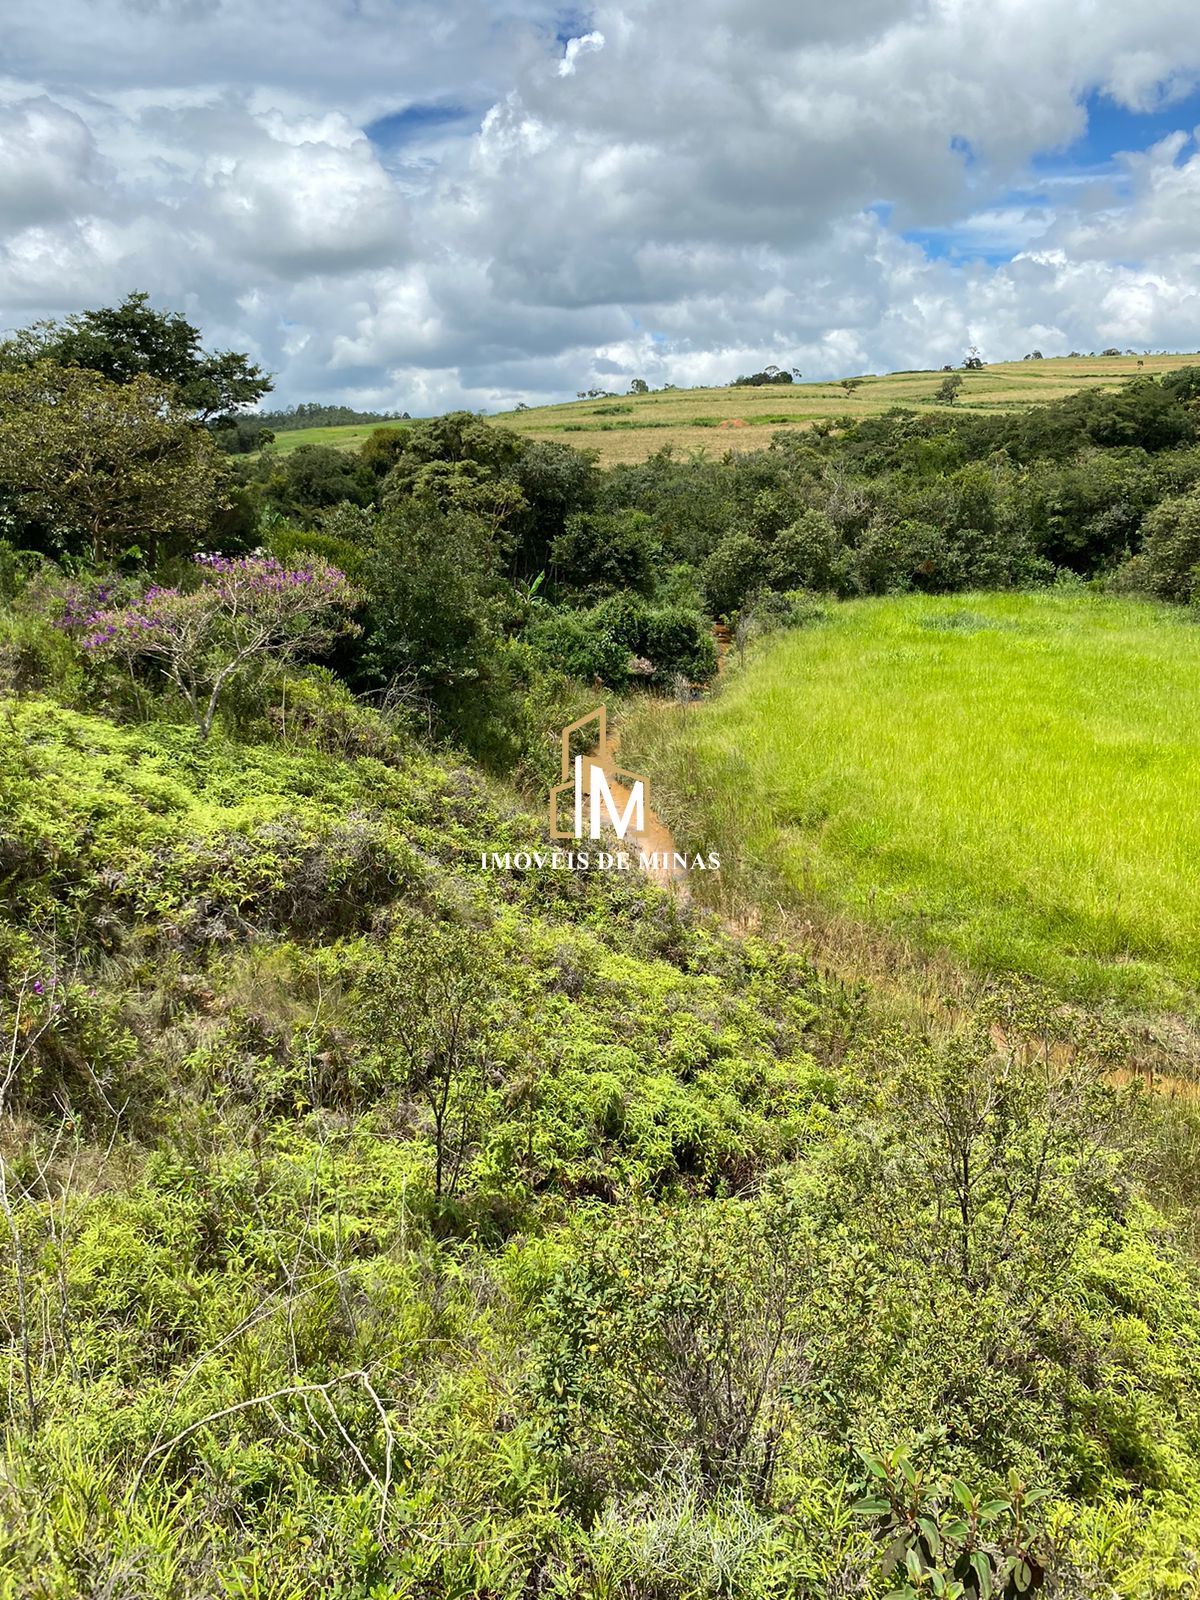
[0,364,228,564]
[208,414,276,454]
[527,595,716,689]
[855,1450,1049,1599]
[356,918,498,1201]
[731,368,797,387]
[0,291,270,420]
[258,402,409,431]
[550,508,661,599]
[356,497,511,722]
[7,355,1200,1596]
[2,677,1200,1594]
[1120,484,1200,603]
[67,555,360,738]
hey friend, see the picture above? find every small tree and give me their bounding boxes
[963,347,984,370]
[75,555,359,738]
[358,921,496,1203]
[839,377,864,396]
[0,363,227,564]
[629,378,649,395]
[935,374,964,405]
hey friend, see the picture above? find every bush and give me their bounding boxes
[550,509,660,600]
[702,532,766,616]
[524,604,633,686]
[527,596,716,690]
[1122,484,1200,602]
[533,1194,821,1500]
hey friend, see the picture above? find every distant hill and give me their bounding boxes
[253,352,1200,465]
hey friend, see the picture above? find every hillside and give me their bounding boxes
[5,680,1200,1595]
[7,313,1200,1595]
[261,352,1200,464]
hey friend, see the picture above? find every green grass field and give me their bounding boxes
[261,421,409,455]
[260,351,1198,465]
[643,591,1200,1012]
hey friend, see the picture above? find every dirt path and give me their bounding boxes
[599,775,690,893]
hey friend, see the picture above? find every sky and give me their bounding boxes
[1,0,1199,413]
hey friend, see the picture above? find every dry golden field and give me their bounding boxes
[485,350,1199,464]
[261,350,1198,463]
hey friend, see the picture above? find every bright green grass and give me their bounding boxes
[262,421,409,455]
[669,591,1200,1011]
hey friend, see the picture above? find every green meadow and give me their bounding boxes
[645,591,1200,1011]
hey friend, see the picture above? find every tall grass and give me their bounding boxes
[634,591,1200,1014]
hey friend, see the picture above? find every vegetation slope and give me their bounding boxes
[255,352,1200,466]
[4,296,1200,1597]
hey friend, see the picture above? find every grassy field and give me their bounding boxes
[259,351,1197,465]
[261,420,407,455]
[637,590,1200,1012]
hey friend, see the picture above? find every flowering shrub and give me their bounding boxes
[71,554,360,738]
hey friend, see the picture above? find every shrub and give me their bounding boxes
[1124,484,1200,602]
[550,509,660,600]
[0,363,228,564]
[533,1194,821,1500]
[524,604,633,686]
[768,510,849,593]
[702,532,766,616]
[70,555,361,739]
[527,596,715,690]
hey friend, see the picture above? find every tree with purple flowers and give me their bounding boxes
[76,555,360,739]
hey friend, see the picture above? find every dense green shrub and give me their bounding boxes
[1120,484,1200,602]
[550,508,660,599]
[527,595,716,688]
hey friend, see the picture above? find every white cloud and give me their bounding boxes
[0,98,107,229]
[3,0,1200,407]
[558,32,605,77]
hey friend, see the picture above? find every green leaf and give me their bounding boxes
[882,1534,909,1574]
[970,1551,993,1599]
[951,1480,974,1511]
[853,1496,890,1516]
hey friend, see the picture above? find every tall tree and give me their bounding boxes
[0,292,271,420]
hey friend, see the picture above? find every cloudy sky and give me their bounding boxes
[2,0,1200,412]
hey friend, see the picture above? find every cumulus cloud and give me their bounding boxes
[2,0,1200,409]
[0,98,107,229]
